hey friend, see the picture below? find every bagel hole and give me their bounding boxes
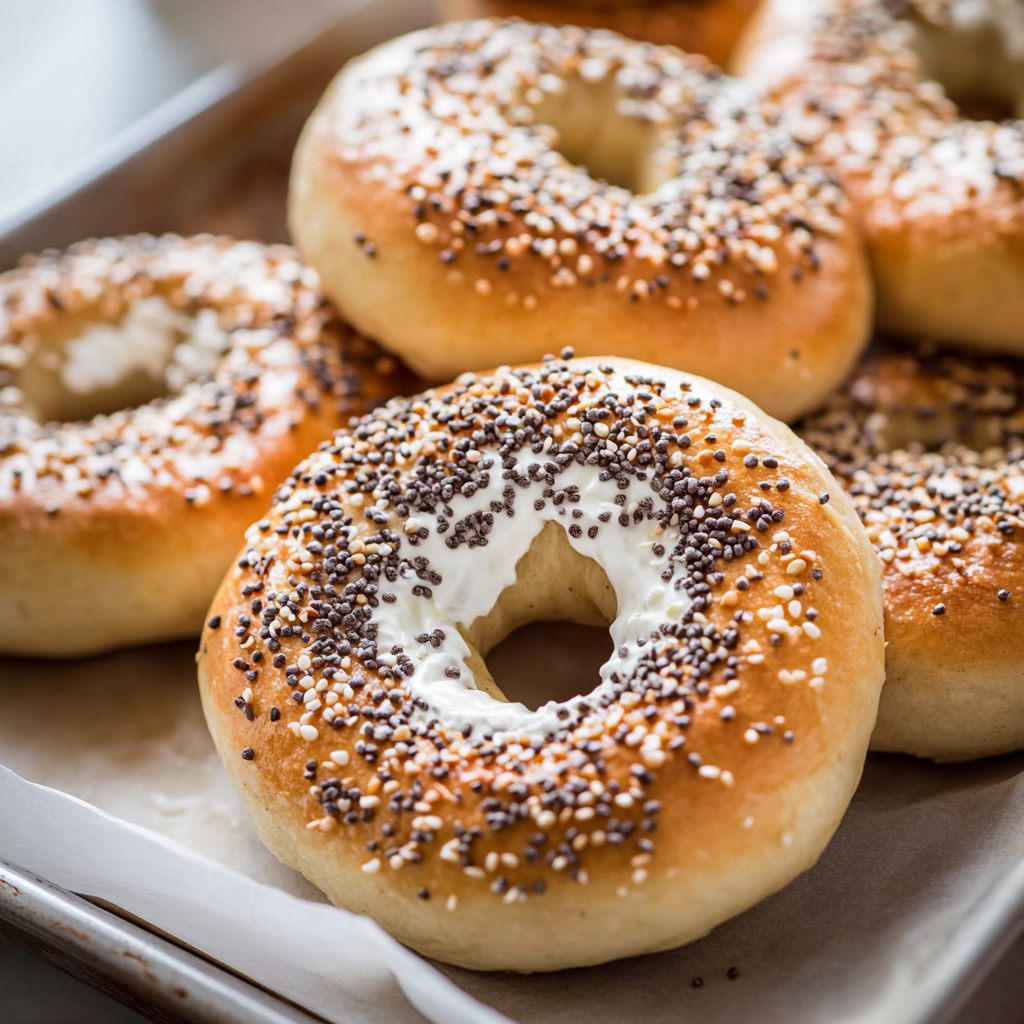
[485,622,616,711]
[910,14,1024,122]
[528,77,672,194]
[461,521,618,708]
[2,296,228,424]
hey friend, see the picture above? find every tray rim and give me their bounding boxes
[0,0,405,238]
[0,0,393,264]
[0,857,330,1024]
[0,64,241,243]
[900,841,1024,1024]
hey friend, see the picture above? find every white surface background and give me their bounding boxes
[0,0,356,224]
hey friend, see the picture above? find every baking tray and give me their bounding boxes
[2,1,1024,1021]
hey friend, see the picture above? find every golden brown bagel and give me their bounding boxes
[435,0,761,66]
[289,19,872,423]
[199,354,884,971]
[799,341,1024,761]
[0,235,415,657]
[735,0,1024,356]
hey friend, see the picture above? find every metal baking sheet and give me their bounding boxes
[0,859,326,1024]
[3,1,1024,1021]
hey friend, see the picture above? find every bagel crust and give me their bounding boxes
[799,342,1024,761]
[0,235,414,657]
[435,0,761,66]
[289,19,872,423]
[199,354,884,971]
[735,0,1024,355]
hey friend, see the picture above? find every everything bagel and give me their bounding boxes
[0,235,412,656]
[290,19,872,423]
[199,354,884,971]
[799,341,1024,761]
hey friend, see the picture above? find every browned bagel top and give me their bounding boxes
[739,0,1024,220]
[322,18,850,310]
[798,341,1023,633]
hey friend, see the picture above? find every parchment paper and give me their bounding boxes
[2,627,1023,1024]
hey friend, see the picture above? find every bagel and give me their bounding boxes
[735,0,1024,355]
[289,18,872,423]
[798,341,1024,761]
[0,235,414,657]
[435,0,761,66]
[198,353,884,971]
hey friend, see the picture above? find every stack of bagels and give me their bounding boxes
[2,0,1021,974]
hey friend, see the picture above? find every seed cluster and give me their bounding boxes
[762,0,1024,215]
[214,354,839,906]
[798,340,1023,609]
[0,234,402,511]
[335,19,848,311]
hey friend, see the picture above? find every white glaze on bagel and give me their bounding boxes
[0,235,414,656]
[290,19,872,422]
[799,341,1024,760]
[199,354,884,971]
[375,442,706,743]
[735,0,1024,353]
